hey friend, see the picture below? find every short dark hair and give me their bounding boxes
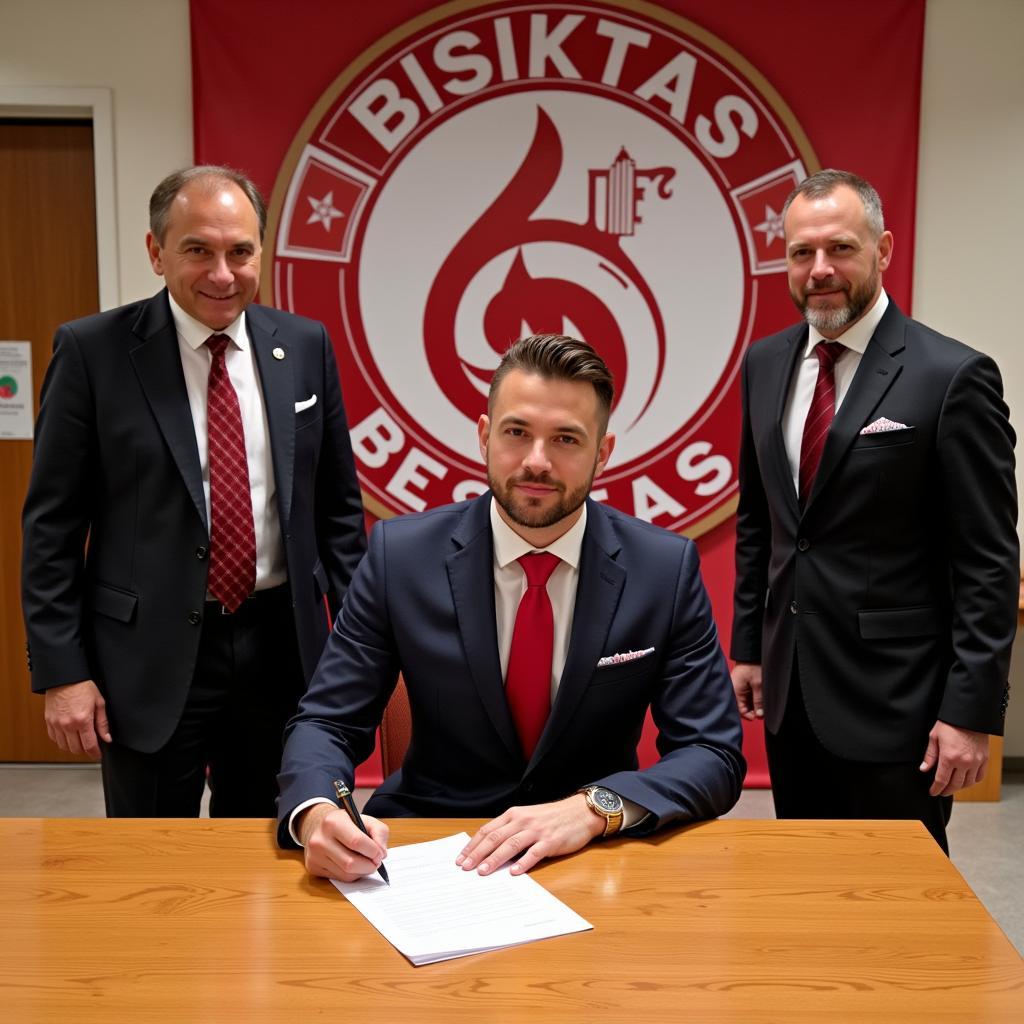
[149,165,267,244]
[783,169,885,238]
[489,334,615,433]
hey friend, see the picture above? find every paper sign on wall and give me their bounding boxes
[0,342,34,440]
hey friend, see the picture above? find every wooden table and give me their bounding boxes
[1,818,1021,1022]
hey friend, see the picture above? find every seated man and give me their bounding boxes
[278,334,745,879]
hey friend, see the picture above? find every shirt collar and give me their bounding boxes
[805,289,888,357]
[167,292,249,352]
[489,496,587,570]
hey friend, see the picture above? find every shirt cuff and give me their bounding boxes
[288,796,336,846]
[621,796,649,830]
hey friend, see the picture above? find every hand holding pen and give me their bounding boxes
[333,780,390,885]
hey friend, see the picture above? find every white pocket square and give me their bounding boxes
[294,394,318,413]
[860,416,909,435]
[597,647,655,668]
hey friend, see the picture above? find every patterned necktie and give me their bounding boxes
[205,334,256,612]
[798,341,844,505]
[505,552,561,758]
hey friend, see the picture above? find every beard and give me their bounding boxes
[488,466,594,532]
[794,260,879,335]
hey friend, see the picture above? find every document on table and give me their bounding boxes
[331,832,592,965]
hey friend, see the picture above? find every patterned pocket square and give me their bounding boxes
[860,417,909,435]
[597,647,655,668]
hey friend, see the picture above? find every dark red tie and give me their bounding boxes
[798,341,843,505]
[505,552,561,758]
[205,334,256,612]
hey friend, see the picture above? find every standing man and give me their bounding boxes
[279,334,745,882]
[22,165,366,816]
[731,169,1017,851]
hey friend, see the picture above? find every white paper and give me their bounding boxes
[331,832,592,965]
[0,342,34,440]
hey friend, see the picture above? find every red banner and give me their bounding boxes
[191,0,926,786]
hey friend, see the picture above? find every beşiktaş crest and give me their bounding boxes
[264,0,816,534]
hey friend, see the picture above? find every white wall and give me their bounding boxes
[2,0,1022,751]
[0,0,193,304]
[915,0,1024,757]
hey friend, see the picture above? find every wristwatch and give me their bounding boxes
[578,785,624,837]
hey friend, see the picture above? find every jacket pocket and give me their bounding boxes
[850,426,916,451]
[858,605,938,640]
[90,581,138,623]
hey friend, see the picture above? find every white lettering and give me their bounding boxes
[676,441,732,496]
[529,13,584,79]
[400,53,443,113]
[435,31,492,96]
[350,408,405,468]
[349,79,420,153]
[494,16,519,81]
[596,19,650,88]
[632,475,686,523]
[387,449,448,512]
[634,50,697,124]
[695,95,758,159]
[453,479,488,502]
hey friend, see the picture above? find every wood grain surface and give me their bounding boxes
[1,817,1021,1022]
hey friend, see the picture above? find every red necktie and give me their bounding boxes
[505,552,560,758]
[205,334,256,612]
[798,341,843,505]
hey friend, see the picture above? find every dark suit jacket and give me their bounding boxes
[277,494,745,847]
[22,290,366,753]
[731,298,1018,761]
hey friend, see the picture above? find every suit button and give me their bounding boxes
[195,546,208,560]
[797,538,810,552]
[187,611,202,626]
[789,601,798,615]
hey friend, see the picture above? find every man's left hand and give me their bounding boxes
[457,794,606,875]
[919,721,989,797]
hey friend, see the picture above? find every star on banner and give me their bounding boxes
[754,205,784,246]
[306,191,344,232]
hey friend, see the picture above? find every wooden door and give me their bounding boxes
[0,119,99,760]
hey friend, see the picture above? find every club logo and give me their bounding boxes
[265,0,816,533]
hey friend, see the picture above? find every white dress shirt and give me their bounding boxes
[781,290,888,492]
[168,295,286,591]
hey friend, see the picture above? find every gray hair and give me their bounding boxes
[783,169,885,238]
[149,165,267,243]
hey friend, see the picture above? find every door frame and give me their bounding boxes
[0,86,119,309]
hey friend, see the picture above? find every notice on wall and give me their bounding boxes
[0,342,34,440]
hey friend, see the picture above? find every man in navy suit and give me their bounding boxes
[730,169,1017,851]
[22,166,366,816]
[279,334,745,880]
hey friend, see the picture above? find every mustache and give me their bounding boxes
[804,278,848,294]
[511,470,563,490]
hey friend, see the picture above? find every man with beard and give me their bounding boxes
[277,333,745,880]
[730,169,1017,851]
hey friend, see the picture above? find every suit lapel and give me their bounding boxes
[805,302,906,509]
[531,501,625,768]
[769,328,806,519]
[447,498,521,760]
[248,307,295,529]
[128,292,207,530]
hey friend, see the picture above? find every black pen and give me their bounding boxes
[332,779,390,885]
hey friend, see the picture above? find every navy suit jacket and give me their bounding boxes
[22,290,366,753]
[731,298,1018,761]
[277,494,745,847]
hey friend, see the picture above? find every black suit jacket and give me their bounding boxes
[731,298,1017,761]
[22,290,366,753]
[277,494,745,847]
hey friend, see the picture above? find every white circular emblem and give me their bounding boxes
[265,0,817,534]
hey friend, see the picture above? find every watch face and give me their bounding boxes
[592,788,623,813]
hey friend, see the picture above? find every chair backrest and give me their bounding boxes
[379,674,412,778]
